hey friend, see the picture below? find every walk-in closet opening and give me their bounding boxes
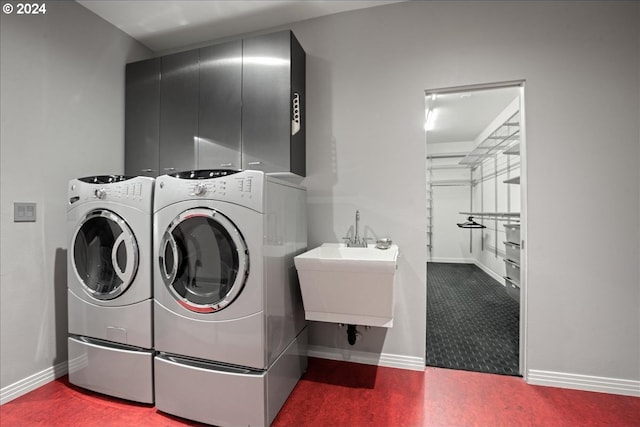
[424,82,526,376]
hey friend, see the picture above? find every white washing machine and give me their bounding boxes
[153,169,308,427]
[66,175,154,404]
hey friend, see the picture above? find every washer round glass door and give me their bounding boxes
[72,209,139,300]
[159,208,249,313]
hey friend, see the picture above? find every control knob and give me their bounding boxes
[94,188,106,199]
[192,182,207,196]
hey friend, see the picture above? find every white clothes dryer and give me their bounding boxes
[153,169,308,426]
[66,175,154,404]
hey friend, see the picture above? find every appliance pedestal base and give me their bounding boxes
[155,327,307,426]
[67,336,154,404]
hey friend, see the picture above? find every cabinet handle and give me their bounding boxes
[140,169,154,173]
[220,163,233,167]
[248,161,262,166]
[164,167,176,171]
[291,92,301,135]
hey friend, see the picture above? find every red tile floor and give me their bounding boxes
[1,358,638,426]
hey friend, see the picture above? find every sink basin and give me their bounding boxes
[294,243,398,327]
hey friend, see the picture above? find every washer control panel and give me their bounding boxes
[186,179,229,197]
[155,170,264,213]
[68,176,155,212]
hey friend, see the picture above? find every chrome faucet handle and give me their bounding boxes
[360,237,372,247]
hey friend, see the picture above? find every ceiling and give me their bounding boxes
[425,86,520,145]
[77,0,403,52]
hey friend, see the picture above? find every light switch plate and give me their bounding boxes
[14,202,36,222]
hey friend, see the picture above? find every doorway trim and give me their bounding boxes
[424,79,528,378]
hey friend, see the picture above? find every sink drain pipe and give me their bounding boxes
[347,324,358,345]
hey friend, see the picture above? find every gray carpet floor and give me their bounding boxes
[426,262,520,376]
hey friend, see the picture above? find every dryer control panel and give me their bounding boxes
[154,170,264,213]
[68,176,155,213]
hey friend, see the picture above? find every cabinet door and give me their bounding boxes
[160,50,199,174]
[290,33,306,177]
[198,41,242,170]
[125,58,160,177]
[242,31,292,173]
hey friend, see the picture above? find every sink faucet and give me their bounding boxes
[344,210,369,247]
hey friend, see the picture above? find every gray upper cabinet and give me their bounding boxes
[125,58,160,177]
[160,49,199,174]
[198,41,242,170]
[242,31,306,177]
[125,30,305,178]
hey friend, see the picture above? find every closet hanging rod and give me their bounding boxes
[426,153,467,159]
[470,161,521,182]
[459,211,520,220]
[429,164,470,170]
[430,180,472,187]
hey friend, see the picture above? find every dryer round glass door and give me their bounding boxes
[72,209,139,300]
[159,207,249,313]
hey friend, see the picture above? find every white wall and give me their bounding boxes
[470,150,521,280]
[426,97,521,270]
[0,1,151,395]
[427,141,475,263]
[470,100,522,279]
[431,185,472,262]
[282,0,639,390]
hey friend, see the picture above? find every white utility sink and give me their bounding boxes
[294,243,398,328]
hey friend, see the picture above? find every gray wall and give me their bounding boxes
[0,1,151,390]
[283,1,639,384]
[1,0,638,397]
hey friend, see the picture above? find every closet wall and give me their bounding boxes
[469,100,521,280]
[427,96,521,282]
[427,141,474,262]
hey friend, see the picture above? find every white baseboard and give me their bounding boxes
[427,258,504,285]
[472,260,504,284]
[4,358,636,405]
[428,257,475,264]
[527,369,640,397]
[306,345,424,371]
[0,361,68,405]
